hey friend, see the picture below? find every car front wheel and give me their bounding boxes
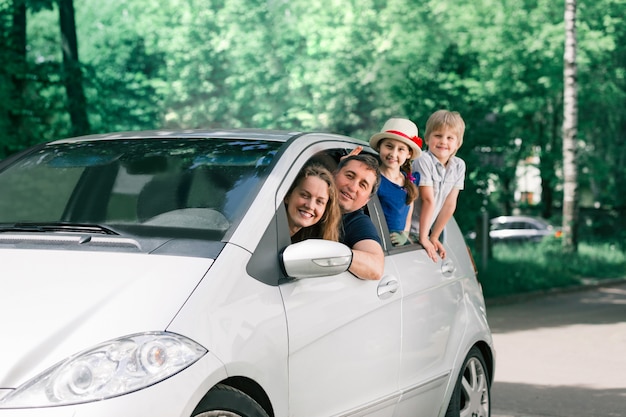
[445,347,491,417]
[192,384,269,417]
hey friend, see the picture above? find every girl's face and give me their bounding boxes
[378,138,411,169]
[427,126,460,164]
[285,175,329,236]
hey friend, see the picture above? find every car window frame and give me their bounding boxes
[247,139,369,285]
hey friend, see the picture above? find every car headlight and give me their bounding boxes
[0,332,207,408]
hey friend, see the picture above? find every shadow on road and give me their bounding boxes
[487,283,626,334]
[492,381,626,417]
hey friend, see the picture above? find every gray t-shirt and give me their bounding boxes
[410,150,465,235]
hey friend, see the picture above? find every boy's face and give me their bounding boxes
[426,126,461,165]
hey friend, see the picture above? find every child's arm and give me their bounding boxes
[428,188,460,260]
[405,202,414,234]
[391,202,414,246]
[418,186,439,261]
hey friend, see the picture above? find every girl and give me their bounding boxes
[369,118,422,246]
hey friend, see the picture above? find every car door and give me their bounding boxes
[280,265,401,416]
[367,198,464,416]
[275,148,402,417]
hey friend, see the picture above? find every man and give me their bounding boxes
[334,153,385,280]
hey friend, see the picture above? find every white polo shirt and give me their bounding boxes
[410,150,465,235]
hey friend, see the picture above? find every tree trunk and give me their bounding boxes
[562,0,578,252]
[5,0,27,155]
[59,0,90,136]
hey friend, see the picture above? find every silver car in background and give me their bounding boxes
[0,130,494,417]
[490,215,562,243]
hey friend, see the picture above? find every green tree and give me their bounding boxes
[77,0,167,132]
[574,0,626,244]
[3,0,626,244]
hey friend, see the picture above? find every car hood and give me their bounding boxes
[0,248,213,387]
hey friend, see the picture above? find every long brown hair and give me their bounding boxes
[286,163,341,242]
[401,159,418,204]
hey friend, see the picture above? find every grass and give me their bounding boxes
[472,238,626,299]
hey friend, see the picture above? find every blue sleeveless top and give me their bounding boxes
[377,175,410,232]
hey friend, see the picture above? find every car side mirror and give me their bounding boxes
[281,239,352,279]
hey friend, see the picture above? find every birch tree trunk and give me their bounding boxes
[562,0,578,252]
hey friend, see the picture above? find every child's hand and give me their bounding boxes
[419,236,440,262]
[390,231,411,246]
[430,238,446,259]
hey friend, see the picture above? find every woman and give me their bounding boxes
[284,163,341,243]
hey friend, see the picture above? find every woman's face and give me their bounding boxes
[285,175,329,236]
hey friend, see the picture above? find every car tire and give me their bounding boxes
[193,384,269,417]
[445,347,491,417]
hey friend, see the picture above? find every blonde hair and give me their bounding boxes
[286,163,341,242]
[424,110,466,154]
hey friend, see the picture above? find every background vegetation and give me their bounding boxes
[1,0,625,293]
[474,238,626,298]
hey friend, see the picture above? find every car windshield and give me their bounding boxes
[0,138,282,240]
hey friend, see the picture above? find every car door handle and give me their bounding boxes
[377,276,399,299]
[441,259,456,277]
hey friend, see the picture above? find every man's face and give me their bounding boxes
[335,160,377,213]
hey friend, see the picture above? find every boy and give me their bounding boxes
[411,110,466,262]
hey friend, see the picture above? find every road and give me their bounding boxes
[486,281,626,417]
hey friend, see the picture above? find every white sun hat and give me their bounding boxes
[369,117,423,160]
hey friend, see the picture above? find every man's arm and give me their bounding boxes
[428,188,460,259]
[349,239,384,280]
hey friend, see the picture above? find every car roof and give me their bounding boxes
[48,129,305,145]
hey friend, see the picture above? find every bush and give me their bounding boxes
[475,239,626,299]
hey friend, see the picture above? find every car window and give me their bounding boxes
[492,221,519,230]
[0,139,282,239]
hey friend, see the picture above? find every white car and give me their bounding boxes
[489,215,562,243]
[0,130,494,417]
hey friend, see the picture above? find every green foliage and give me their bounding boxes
[2,0,626,242]
[477,238,626,298]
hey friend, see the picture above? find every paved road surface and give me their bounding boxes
[486,281,626,417]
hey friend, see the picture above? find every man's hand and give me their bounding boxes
[341,145,363,160]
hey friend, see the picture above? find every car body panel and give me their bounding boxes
[386,249,462,416]
[167,243,290,417]
[280,268,401,416]
[0,248,212,387]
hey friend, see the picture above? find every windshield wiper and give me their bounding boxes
[0,223,119,235]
